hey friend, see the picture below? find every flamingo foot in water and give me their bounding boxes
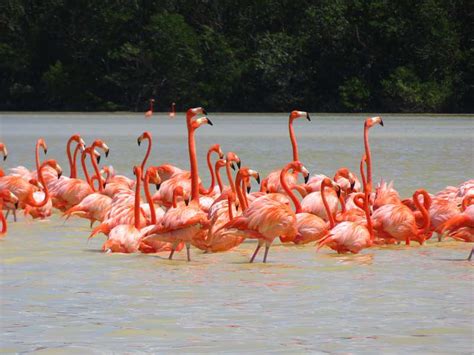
[263,245,270,263]
[468,247,473,261]
[249,244,261,263]
[186,243,191,262]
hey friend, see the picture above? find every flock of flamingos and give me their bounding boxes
[0,107,472,262]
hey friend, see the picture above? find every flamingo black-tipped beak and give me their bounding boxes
[156,183,161,191]
[44,148,48,155]
[237,160,241,169]
[58,171,62,178]
[202,109,208,115]
[379,119,384,127]
[231,163,236,171]
[306,113,311,121]
[105,150,110,158]
[97,156,101,164]
[3,156,6,161]
[247,186,251,194]
[256,174,260,184]
[103,182,107,188]
[137,138,141,146]
[15,202,19,209]
[207,118,213,126]
[185,199,189,206]
[304,174,309,184]
[336,187,341,198]
[351,181,356,190]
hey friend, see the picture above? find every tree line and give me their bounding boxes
[1,0,472,113]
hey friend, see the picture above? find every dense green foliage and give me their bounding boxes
[1,0,472,112]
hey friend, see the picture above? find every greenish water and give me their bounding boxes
[0,113,473,353]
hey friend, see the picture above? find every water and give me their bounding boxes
[0,113,473,353]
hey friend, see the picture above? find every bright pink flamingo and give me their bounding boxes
[372,189,432,245]
[142,107,213,261]
[441,195,474,243]
[363,116,383,192]
[317,173,374,254]
[138,131,152,174]
[260,110,310,193]
[200,144,224,196]
[169,102,176,118]
[218,164,302,262]
[145,99,155,119]
[0,190,18,237]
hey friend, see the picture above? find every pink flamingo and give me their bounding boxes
[169,102,176,118]
[145,99,155,119]
[441,195,474,243]
[0,190,19,237]
[260,110,310,193]
[372,189,432,245]
[66,134,86,178]
[142,108,213,261]
[317,170,374,254]
[334,168,360,195]
[363,116,384,192]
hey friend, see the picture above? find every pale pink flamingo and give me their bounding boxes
[145,99,155,119]
[441,195,474,243]
[142,107,213,261]
[334,167,360,195]
[373,180,401,210]
[372,189,432,245]
[66,134,86,178]
[280,163,338,245]
[169,102,176,118]
[0,189,19,238]
[260,110,310,193]
[362,116,384,192]
[300,179,339,221]
[317,176,374,254]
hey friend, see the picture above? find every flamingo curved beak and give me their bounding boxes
[247,186,251,194]
[351,181,356,190]
[156,184,161,191]
[96,155,101,164]
[237,160,241,169]
[3,155,6,161]
[306,113,311,121]
[137,138,141,146]
[256,174,260,185]
[231,163,236,171]
[105,149,110,158]
[206,118,213,126]
[304,174,309,184]
[379,119,384,126]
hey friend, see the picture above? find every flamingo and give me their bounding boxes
[145,99,155,119]
[169,102,176,118]
[317,171,374,254]
[142,107,213,261]
[362,116,383,192]
[372,189,432,245]
[260,110,310,193]
[441,195,474,242]
[0,190,19,237]
[0,143,7,177]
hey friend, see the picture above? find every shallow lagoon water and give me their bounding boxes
[0,113,473,353]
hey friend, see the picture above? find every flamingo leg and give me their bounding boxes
[263,245,270,263]
[186,243,191,262]
[249,244,261,263]
[168,248,175,260]
[90,219,95,228]
[468,247,473,261]
[13,209,17,222]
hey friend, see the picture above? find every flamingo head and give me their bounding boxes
[191,116,213,130]
[286,161,310,183]
[226,152,241,171]
[41,159,62,178]
[215,159,227,171]
[365,116,384,128]
[137,131,152,146]
[92,139,110,157]
[321,177,341,198]
[290,110,311,122]
[37,138,48,155]
[187,107,207,118]
[145,166,163,190]
[0,143,7,161]
[334,168,357,192]
[209,144,224,159]
[132,166,142,180]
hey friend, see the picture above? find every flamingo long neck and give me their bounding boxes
[280,167,302,213]
[225,161,236,194]
[201,149,217,195]
[363,187,374,242]
[35,141,41,173]
[414,190,431,235]
[66,137,75,178]
[81,149,93,190]
[227,193,234,220]
[241,179,250,210]
[187,126,200,202]
[27,163,50,207]
[0,201,6,235]
[144,171,156,224]
[338,195,346,213]
[321,182,336,228]
[234,173,247,211]
[89,150,104,193]
[140,135,152,173]
[71,143,82,178]
[360,154,368,193]
[289,118,298,161]
[215,162,224,193]
[134,168,142,229]
[363,124,373,188]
